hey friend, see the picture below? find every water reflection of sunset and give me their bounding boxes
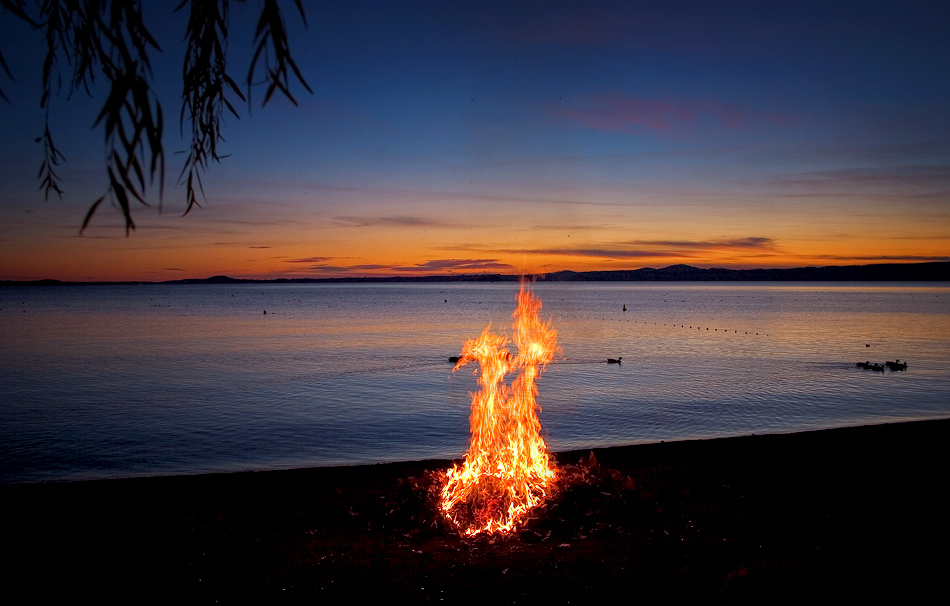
[3,282,948,485]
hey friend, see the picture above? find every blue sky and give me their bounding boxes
[1,0,948,280]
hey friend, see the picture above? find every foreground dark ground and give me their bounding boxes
[3,419,948,604]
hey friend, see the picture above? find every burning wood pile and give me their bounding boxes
[424,450,642,542]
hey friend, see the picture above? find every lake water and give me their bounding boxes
[2,282,949,485]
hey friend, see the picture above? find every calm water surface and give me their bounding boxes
[2,282,948,484]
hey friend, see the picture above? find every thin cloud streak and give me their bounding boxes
[773,165,950,189]
[333,215,449,228]
[553,94,791,134]
[394,259,513,272]
[293,264,390,273]
[519,249,696,259]
[287,256,335,264]
[622,237,777,250]
[227,180,634,211]
[285,258,515,275]
[805,255,949,262]
[480,237,780,260]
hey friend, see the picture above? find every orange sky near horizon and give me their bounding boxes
[2,188,946,282]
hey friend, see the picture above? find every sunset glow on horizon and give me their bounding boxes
[1,1,948,282]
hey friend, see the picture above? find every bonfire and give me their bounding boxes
[440,284,559,535]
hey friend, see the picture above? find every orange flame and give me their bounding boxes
[440,284,559,535]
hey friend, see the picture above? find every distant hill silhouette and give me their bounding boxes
[541,261,949,282]
[3,261,947,285]
[166,261,950,284]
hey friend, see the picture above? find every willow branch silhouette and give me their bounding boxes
[1,0,310,234]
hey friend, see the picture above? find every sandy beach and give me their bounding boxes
[3,418,948,603]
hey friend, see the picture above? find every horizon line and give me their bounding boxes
[3,261,948,285]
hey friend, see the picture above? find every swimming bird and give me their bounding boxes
[607,357,623,364]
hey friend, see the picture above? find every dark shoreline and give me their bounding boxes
[4,419,949,603]
[3,260,948,285]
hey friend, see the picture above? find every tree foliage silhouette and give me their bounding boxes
[0,0,311,234]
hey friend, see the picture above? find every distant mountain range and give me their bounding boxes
[5,261,947,285]
[540,262,950,282]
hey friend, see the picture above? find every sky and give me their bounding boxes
[1,0,948,281]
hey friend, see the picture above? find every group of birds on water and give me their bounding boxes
[857,360,908,372]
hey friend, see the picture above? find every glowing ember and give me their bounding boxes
[440,284,559,535]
